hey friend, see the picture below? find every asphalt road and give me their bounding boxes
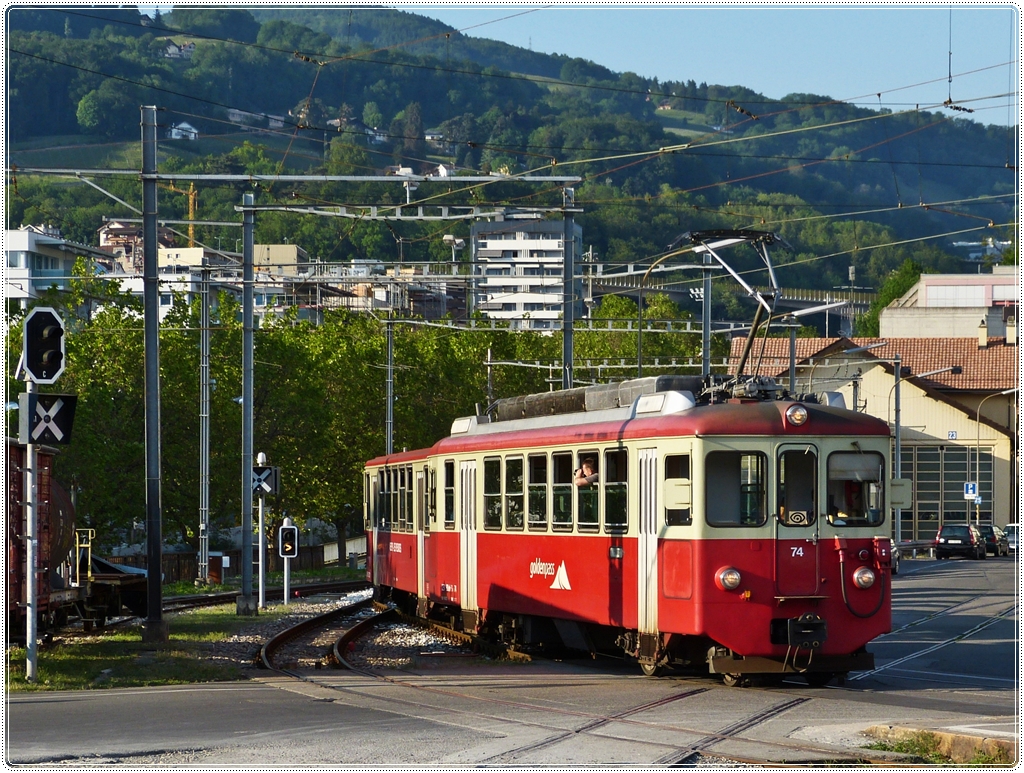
[7,556,1018,766]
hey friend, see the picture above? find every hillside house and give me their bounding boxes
[164,41,195,59]
[167,122,198,141]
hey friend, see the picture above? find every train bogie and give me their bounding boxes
[366,377,896,679]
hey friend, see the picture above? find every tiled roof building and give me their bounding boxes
[728,333,1019,536]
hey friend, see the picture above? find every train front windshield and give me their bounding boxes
[826,452,885,527]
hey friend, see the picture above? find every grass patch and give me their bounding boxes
[865,731,1014,765]
[6,604,289,693]
[163,565,364,597]
[865,732,947,763]
[264,565,365,586]
[8,132,324,171]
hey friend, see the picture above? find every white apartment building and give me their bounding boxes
[470,219,583,331]
[5,225,115,310]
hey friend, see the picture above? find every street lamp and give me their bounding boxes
[442,234,464,263]
[975,387,1017,524]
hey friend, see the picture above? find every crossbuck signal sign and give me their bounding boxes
[18,393,77,445]
[252,466,280,495]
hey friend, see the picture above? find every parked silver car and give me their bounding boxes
[1004,523,1018,555]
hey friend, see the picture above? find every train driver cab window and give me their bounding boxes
[483,457,502,530]
[528,455,548,530]
[705,451,767,527]
[827,452,885,527]
[443,461,455,529]
[778,447,817,527]
[664,455,692,525]
[552,452,574,531]
[576,450,599,531]
[505,456,525,530]
[604,449,628,531]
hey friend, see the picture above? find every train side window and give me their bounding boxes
[363,473,369,530]
[505,456,525,530]
[416,469,425,532]
[444,460,455,530]
[365,472,373,530]
[426,467,436,526]
[552,452,574,531]
[604,449,628,531]
[397,467,407,530]
[664,455,692,526]
[778,448,817,526]
[390,468,397,527]
[577,450,599,531]
[827,452,885,527]
[483,457,502,530]
[377,470,387,528]
[705,451,767,527]
[528,454,548,530]
[405,465,414,532]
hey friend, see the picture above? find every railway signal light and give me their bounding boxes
[23,307,66,384]
[279,525,299,559]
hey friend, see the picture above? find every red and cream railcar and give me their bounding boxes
[365,377,896,682]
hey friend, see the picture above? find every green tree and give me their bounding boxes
[362,101,383,129]
[855,259,924,337]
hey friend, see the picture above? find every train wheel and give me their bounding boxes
[721,673,749,688]
[640,662,663,677]
[804,672,835,687]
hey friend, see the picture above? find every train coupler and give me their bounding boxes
[770,612,827,649]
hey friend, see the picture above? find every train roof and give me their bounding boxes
[365,384,889,467]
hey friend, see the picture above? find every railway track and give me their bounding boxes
[49,580,371,639]
[252,603,910,765]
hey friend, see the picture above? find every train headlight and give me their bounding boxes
[785,404,809,426]
[852,566,876,589]
[715,566,742,591]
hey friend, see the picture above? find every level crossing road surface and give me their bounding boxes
[7,558,1018,766]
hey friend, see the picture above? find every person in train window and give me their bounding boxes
[575,458,599,487]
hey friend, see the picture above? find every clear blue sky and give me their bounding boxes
[407,4,1019,126]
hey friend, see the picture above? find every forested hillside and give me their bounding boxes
[7,5,1017,303]
[6,6,1017,551]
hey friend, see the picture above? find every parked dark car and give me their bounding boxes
[977,525,1009,557]
[935,524,986,560]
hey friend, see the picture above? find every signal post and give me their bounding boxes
[19,307,70,682]
[279,519,299,605]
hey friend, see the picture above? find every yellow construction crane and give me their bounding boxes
[163,181,198,248]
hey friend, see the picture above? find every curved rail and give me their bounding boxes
[333,607,399,669]
[257,596,373,671]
